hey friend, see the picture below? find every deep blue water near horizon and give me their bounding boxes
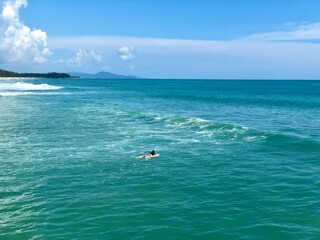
[0,79,319,239]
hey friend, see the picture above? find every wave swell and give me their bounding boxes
[108,108,320,149]
[0,82,63,91]
[107,108,266,144]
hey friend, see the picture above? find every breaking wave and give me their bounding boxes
[106,108,266,144]
[107,108,320,149]
[0,82,63,91]
[0,92,70,97]
[12,82,63,91]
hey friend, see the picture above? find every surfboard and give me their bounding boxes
[137,154,160,159]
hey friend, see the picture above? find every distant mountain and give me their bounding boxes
[70,71,137,79]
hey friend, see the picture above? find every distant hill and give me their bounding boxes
[0,69,71,78]
[0,69,138,79]
[70,71,137,79]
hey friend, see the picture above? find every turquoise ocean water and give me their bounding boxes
[0,79,319,239]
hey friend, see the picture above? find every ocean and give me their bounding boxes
[0,78,319,239]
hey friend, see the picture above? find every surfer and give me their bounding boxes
[144,150,155,158]
[137,150,157,158]
[149,150,155,156]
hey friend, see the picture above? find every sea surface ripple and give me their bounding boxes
[0,79,319,239]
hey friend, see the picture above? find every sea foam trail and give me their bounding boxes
[0,82,63,91]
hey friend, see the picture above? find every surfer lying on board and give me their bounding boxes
[137,150,158,158]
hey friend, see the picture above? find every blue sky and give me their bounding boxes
[2,0,320,79]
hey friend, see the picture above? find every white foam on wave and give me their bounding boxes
[152,114,267,144]
[245,135,268,142]
[0,92,70,97]
[12,82,63,91]
[0,82,63,91]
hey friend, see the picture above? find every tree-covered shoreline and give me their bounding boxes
[0,69,72,78]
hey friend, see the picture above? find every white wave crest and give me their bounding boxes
[0,82,63,91]
[12,82,63,91]
[0,92,70,97]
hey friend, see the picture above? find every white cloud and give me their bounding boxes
[67,49,102,67]
[244,22,320,42]
[118,46,136,61]
[0,0,51,63]
[2,0,26,19]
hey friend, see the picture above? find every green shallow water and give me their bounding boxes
[0,79,319,239]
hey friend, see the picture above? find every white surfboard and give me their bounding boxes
[137,154,160,159]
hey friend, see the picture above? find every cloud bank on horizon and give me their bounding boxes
[2,0,320,79]
[49,23,320,79]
